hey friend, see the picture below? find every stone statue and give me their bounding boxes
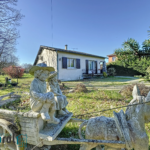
[78,85,150,150]
[47,72,69,115]
[29,63,60,124]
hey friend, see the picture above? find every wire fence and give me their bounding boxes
[73,99,150,119]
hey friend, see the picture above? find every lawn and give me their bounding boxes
[0,74,150,150]
[0,73,33,96]
[62,76,142,90]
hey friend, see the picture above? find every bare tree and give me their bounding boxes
[0,54,19,73]
[0,0,24,70]
[22,63,32,73]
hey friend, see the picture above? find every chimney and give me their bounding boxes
[65,45,68,50]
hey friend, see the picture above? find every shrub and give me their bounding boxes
[74,83,88,93]
[146,66,150,76]
[103,72,107,77]
[2,66,25,78]
[107,57,150,76]
[107,67,116,76]
[134,75,143,78]
[119,83,150,97]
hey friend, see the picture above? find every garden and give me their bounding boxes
[1,70,150,149]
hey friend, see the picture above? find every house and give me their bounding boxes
[33,45,106,81]
[107,53,117,63]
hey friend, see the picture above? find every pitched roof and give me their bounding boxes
[107,53,116,57]
[33,45,106,65]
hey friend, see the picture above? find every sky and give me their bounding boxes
[15,0,150,65]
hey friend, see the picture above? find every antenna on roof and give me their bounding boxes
[51,0,53,47]
[72,48,78,50]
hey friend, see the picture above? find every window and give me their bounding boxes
[62,57,80,69]
[88,60,95,70]
[112,57,116,61]
[67,58,76,68]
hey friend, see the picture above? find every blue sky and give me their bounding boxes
[15,0,150,65]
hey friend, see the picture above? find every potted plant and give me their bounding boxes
[11,81,18,86]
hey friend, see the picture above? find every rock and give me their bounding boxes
[69,89,74,93]
[18,106,25,110]
[11,94,21,98]
[24,92,30,95]
[9,106,15,110]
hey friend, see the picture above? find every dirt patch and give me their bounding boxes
[119,83,150,97]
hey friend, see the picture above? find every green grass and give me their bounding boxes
[56,90,132,150]
[0,73,33,112]
[62,76,142,91]
[0,73,33,96]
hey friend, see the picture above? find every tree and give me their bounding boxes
[22,63,32,73]
[148,26,150,38]
[115,38,150,62]
[109,38,150,76]
[142,39,150,51]
[0,0,24,70]
[2,66,25,78]
[0,54,19,70]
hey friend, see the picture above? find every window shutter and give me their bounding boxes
[95,61,97,74]
[76,59,80,69]
[62,57,67,68]
[86,60,88,74]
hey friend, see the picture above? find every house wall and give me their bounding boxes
[108,55,117,63]
[37,49,57,71]
[58,52,105,81]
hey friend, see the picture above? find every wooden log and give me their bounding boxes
[43,138,126,149]
[68,118,86,123]
[0,115,15,121]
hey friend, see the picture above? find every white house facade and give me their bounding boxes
[34,46,106,81]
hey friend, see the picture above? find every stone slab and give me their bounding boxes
[39,113,73,141]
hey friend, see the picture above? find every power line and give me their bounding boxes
[51,0,53,47]
[73,100,149,118]
[72,48,78,50]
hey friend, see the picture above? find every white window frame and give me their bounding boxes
[88,60,95,70]
[67,58,76,69]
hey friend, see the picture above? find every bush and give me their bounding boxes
[107,67,116,76]
[107,62,142,76]
[74,83,88,93]
[134,75,143,78]
[103,72,107,77]
[2,66,25,78]
[119,83,150,97]
[146,66,150,76]
[107,57,150,76]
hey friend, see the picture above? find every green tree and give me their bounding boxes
[107,38,150,76]
[142,39,150,52]
[115,38,150,62]
[148,26,150,38]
